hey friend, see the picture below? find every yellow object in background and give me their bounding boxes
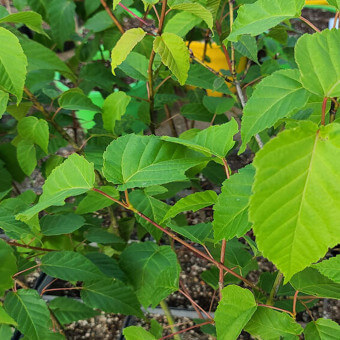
[305,0,329,4]
[188,41,247,96]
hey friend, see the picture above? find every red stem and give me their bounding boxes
[257,304,294,317]
[118,3,149,26]
[92,188,127,208]
[41,287,83,295]
[100,0,125,34]
[219,240,226,299]
[7,240,54,252]
[321,97,328,126]
[12,264,40,278]
[293,290,299,317]
[179,288,212,320]
[159,321,213,340]
[299,16,321,32]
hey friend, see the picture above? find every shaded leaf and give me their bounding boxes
[120,242,180,308]
[81,278,143,317]
[168,222,213,245]
[0,305,17,325]
[304,318,340,340]
[59,88,101,112]
[123,327,156,340]
[164,11,202,38]
[17,139,37,176]
[41,213,85,236]
[245,307,303,339]
[232,35,259,64]
[0,239,17,292]
[313,255,340,283]
[0,90,9,119]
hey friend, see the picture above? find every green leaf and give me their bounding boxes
[0,324,12,339]
[215,285,257,340]
[232,35,259,64]
[0,305,17,325]
[16,154,95,222]
[118,52,149,80]
[120,242,180,308]
[203,96,235,115]
[48,297,99,325]
[304,318,340,340]
[76,186,119,214]
[228,0,305,41]
[17,139,37,176]
[129,190,169,241]
[0,27,27,102]
[290,267,340,299]
[162,191,217,222]
[327,0,340,9]
[213,164,255,242]
[0,11,45,35]
[4,290,51,340]
[18,35,75,82]
[0,239,17,292]
[168,222,213,245]
[81,278,143,317]
[250,122,340,281]
[207,0,222,19]
[85,228,126,249]
[295,29,340,97]
[17,116,49,153]
[164,11,202,38]
[153,32,190,85]
[163,119,238,158]
[41,251,104,281]
[111,28,146,75]
[45,0,76,49]
[58,88,101,112]
[0,90,8,119]
[170,3,213,30]
[240,69,310,152]
[245,307,303,339]
[123,327,156,340]
[102,91,131,133]
[102,134,206,190]
[41,213,85,236]
[112,0,120,10]
[313,255,340,283]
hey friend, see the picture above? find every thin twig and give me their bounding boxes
[293,290,299,317]
[159,321,214,340]
[257,304,294,317]
[299,16,321,32]
[7,240,54,252]
[179,289,212,320]
[118,3,149,26]
[100,0,125,34]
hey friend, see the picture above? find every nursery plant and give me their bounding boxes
[0,0,340,339]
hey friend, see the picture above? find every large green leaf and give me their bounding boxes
[17,154,95,222]
[41,251,104,281]
[17,116,49,153]
[118,52,149,80]
[207,0,221,19]
[76,186,119,214]
[163,119,238,159]
[17,139,37,176]
[0,90,8,119]
[304,318,340,340]
[245,307,303,339]
[240,69,310,152]
[213,164,255,242]
[228,0,305,41]
[120,242,180,308]
[170,3,213,30]
[4,290,51,340]
[40,213,85,236]
[58,88,101,112]
[111,28,146,75]
[0,305,17,326]
[102,91,131,133]
[250,122,340,281]
[0,11,45,35]
[129,190,169,241]
[102,134,206,190]
[123,327,156,340]
[168,222,213,245]
[81,278,143,317]
[0,239,17,292]
[164,11,202,38]
[290,267,340,299]
[313,255,340,283]
[45,0,76,49]
[162,190,217,222]
[295,29,340,98]
[0,324,12,339]
[153,32,190,85]
[0,27,27,102]
[215,285,257,340]
[48,297,99,325]
[232,35,259,64]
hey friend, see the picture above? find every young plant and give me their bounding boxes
[0,0,339,339]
